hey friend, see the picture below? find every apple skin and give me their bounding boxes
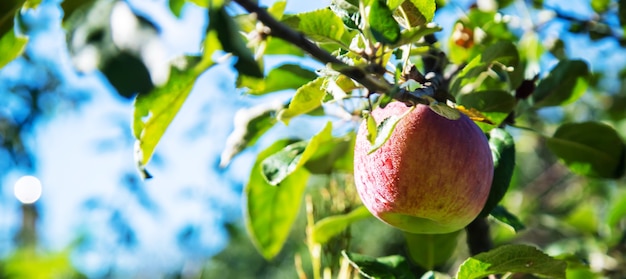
[354,102,494,234]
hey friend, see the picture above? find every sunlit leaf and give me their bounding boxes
[282,8,351,47]
[220,101,284,167]
[404,231,461,270]
[0,29,28,69]
[393,0,436,28]
[277,77,326,124]
[457,244,567,279]
[168,0,185,17]
[245,139,310,260]
[532,60,589,108]
[312,206,372,244]
[546,122,626,179]
[133,57,214,178]
[479,128,515,217]
[237,64,318,95]
[261,122,333,185]
[342,251,415,279]
[369,0,401,44]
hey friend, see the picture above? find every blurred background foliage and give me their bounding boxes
[0,0,626,278]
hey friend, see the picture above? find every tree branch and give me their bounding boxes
[232,0,443,106]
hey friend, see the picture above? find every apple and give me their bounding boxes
[354,102,494,234]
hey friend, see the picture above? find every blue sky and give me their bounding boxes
[0,0,329,276]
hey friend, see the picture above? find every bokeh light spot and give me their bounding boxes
[13,175,43,204]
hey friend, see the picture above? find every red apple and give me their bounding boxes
[354,102,493,234]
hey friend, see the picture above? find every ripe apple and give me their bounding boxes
[354,102,493,234]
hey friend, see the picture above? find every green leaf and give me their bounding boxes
[619,0,626,28]
[304,133,355,174]
[450,42,519,96]
[133,57,213,177]
[420,271,452,279]
[456,244,567,279]
[168,0,185,17]
[342,251,415,279]
[277,77,327,124]
[404,231,461,270]
[219,101,284,167]
[365,111,378,145]
[261,122,333,185]
[532,60,589,108]
[268,0,286,19]
[0,0,23,37]
[393,0,436,28]
[209,7,262,77]
[312,206,372,244]
[607,190,626,227]
[369,0,401,44]
[490,205,525,232]
[245,139,310,260]
[391,24,442,48]
[0,29,28,69]
[237,64,318,95]
[458,91,516,114]
[480,41,519,66]
[283,8,350,47]
[591,0,611,13]
[546,122,626,179]
[479,128,515,217]
[368,105,415,154]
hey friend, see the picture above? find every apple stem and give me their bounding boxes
[465,217,493,255]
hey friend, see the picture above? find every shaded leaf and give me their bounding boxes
[245,139,310,260]
[457,244,567,279]
[312,206,372,244]
[261,122,333,185]
[617,0,626,27]
[404,231,461,270]
[532,60,589,108]
[479,128,515,217]
[304,133,355,174]
[237,64,318,95]
[0,0,24,36]
[209,7,262,77]
[420,271,452,279]
[391,24,442,48]
[277,77,327,124]
[0,29,28,69]
[490,205,525,232]
[342,251,415,279]
[369,0,401,44]
[546,122,626,179]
